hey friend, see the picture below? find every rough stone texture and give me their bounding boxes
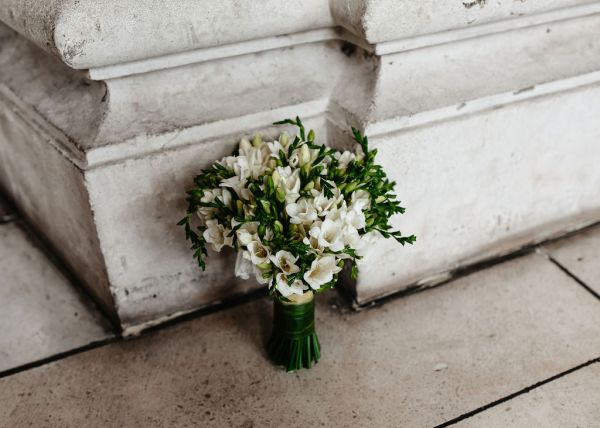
[0,253,598,426]
[0,0,334,69]
[344,82,600,302]
[543,224,600,295]
[331,0,594,44]
[331,11,600,127]
[456,363,600,427]
[0,83,117,320]
[0,0,592,69]
[0,223,113,372]
[2,1,600,328]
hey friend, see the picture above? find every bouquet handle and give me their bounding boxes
[267,291,320,371]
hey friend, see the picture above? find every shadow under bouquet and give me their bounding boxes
[179,117,414,371]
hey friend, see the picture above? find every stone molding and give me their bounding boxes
[2,0,600,332]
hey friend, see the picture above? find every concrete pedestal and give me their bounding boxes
[1,0,599,333]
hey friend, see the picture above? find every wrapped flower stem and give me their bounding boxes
[267,291,320,372]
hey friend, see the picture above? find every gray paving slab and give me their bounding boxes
[0,253,599,427]
[543,224,600,296]
[456,363,600,428]
[0,223,114,372]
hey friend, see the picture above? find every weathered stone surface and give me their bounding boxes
[0,0,334,69]
[0,223,113,372]
[1,0,592,70]
[543,224,600,295]
[343,81,600,303]
[0,84,117,319]
[0,253,598,426]
[331,0,594,44]
[456,363,600,427]
[2,0,600,329]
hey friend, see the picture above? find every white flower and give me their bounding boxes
[234,251,253,280]
[238,137,252,155]
[275,274,307,297]
[309,219,345,252]
[342,224,361,248]
[336,150,356,170]
[254,266,271,284]
[312,187,343,216]
[286,198,318,225]
[278,132,291,149]
[236,139,270,179]
[302,234,322,253]
[219,155,239,172]
[303,255,342,290]
[236,222,259,246]
[298,144,319,167]
[270,250,300,275]
[351,189,371,211]
[345,205,366,230]
[324,204,347,223]
[274,166,301,203]
[203,220,233,252]
[267,140,284,158]
[220,176,251,200]
[288,151,300,168]
[246,241,271,265]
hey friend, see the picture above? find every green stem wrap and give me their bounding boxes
[267,293,320,371]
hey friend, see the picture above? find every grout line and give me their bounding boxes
[0,187,122,333]
[434,357,600,428]
[0,194,18,224]
[351,220,600,311]
[0,214,18,224]
[544,253,600,300]
[0,337,121,380]
[352,246,536,311]
[133,287,269,337]
[13,218,122,334]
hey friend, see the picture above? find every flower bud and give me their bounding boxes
[303,181,314,191]
[258,223,266,236]
[236,200,244,215]
[257,262,271,270]
[299,144,310,166]
[271,170,281,186]
[260,200,271,214]
[307,129,315,142]
[375,195,386,204]
[239,138,252,152]
[345,182,358,193]
[269,159,277,169]
[301,163,311,176]
[252,133,263,147]
[274,221,283,234]
[279,132,290,148]
[275,186,286,203]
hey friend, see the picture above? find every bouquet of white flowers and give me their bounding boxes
[179,117,414,371]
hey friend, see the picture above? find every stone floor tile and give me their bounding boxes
[0,223,114,372]
[543,224,600,296]
[455,363,600,427]
[0,253,599,427]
